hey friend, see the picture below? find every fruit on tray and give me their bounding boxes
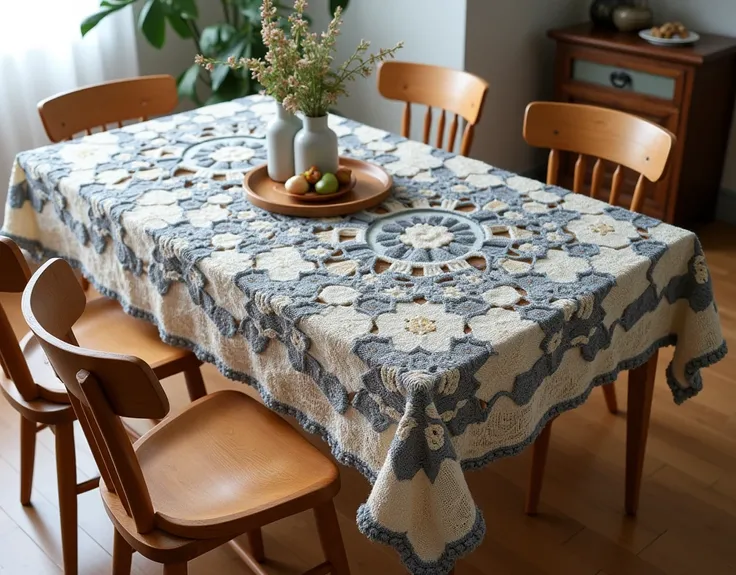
[336,167,353,186]
[284,165,352,197]
[303,166,322,185]
[315,173,339,195]
[285,174,310,195]
[650,21,689,39]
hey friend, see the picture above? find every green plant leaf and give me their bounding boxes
[200,23,236,55]
[329,0,349,14]
[205,91,230,106]
[165,12,192,38]
[172,0,198,18]
[211,38,247,90]
[138,0,166,49]
[210,64,231,92]
[208,71,250,104]
[240,5,260,23]
[177,64,202,106]
[80,0,135,36]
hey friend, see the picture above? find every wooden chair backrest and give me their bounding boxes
[377,61,489,156]
[523,102,675,213]
[37,75,178,142]
[0,238,38,402]
[22,258,170,534]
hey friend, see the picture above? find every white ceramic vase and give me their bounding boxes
[266,102,302,183]
[294,115,339,175]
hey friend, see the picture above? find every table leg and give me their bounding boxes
[525,418,554,516]
[625,351,658,516]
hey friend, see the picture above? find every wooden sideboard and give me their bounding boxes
[549,23,736,227]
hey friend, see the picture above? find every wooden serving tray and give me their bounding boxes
[243,157,393,218]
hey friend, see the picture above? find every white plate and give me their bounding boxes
[639,29,700,46]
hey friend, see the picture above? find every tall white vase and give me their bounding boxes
[266,102,302,183]
[294,115,339,175]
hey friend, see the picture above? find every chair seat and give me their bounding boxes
[21,297,195,403]
[0,373,75,424]
[130,390,339,540]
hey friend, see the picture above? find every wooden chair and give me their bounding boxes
[521,101,675,516]
[377,61,489,156]
[37,75,178,142]
[22,257,351,575]
[523,101,675,214]
[37,75,178,292]
[0,238,207,575]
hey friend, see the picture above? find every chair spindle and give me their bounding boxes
[402,102,411,138]
[436,110,446,150]
[610,165,624,206]
[590,158,604,198]
[573,154,587,194]
[448,114,459,154]
[630,175,648,213]
[423,107,432,144]
[547,149,560,185]
[460,124,475,157]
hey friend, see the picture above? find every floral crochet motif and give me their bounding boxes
[405,316,437,335]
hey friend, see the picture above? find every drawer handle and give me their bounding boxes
[610,71,633,90]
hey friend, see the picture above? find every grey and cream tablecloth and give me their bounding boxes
[2,95,727,574]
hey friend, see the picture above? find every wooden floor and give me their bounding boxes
[1,222,735,575]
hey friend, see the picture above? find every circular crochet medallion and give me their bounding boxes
[365,209,485,265]
[180,136,266,173]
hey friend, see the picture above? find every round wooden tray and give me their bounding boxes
[277,174,357,203]
[243,157,393,218]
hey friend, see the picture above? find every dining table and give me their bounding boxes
[1,94,727,575]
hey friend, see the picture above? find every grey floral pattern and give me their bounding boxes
[181,136,267,173]
[367,211,485,263]
[1,95,726,575]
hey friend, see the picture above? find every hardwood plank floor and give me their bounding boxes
[0,221,734,574]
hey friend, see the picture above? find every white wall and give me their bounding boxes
[308,0,467,142]
[647,0,736,193]
[464,0,588,173]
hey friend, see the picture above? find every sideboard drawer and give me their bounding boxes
[572,59,676,100]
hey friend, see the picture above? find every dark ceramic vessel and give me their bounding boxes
[590,0,630,29]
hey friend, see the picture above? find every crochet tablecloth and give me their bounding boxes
[2,95,727,574]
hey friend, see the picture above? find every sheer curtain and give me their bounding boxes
[0,0,140,224]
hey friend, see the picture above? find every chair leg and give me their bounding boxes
[602,383,618,415]
[20,415,36,506]
[314,501,350,575]
[626,352,658,516]
[525,419,553,516]
[112,529,133,575]
[184,366,207,402]
[55,422,78,575]
[163,563,188,575]
[247,529,266,562]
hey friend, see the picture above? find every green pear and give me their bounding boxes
[315,173,339,195]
